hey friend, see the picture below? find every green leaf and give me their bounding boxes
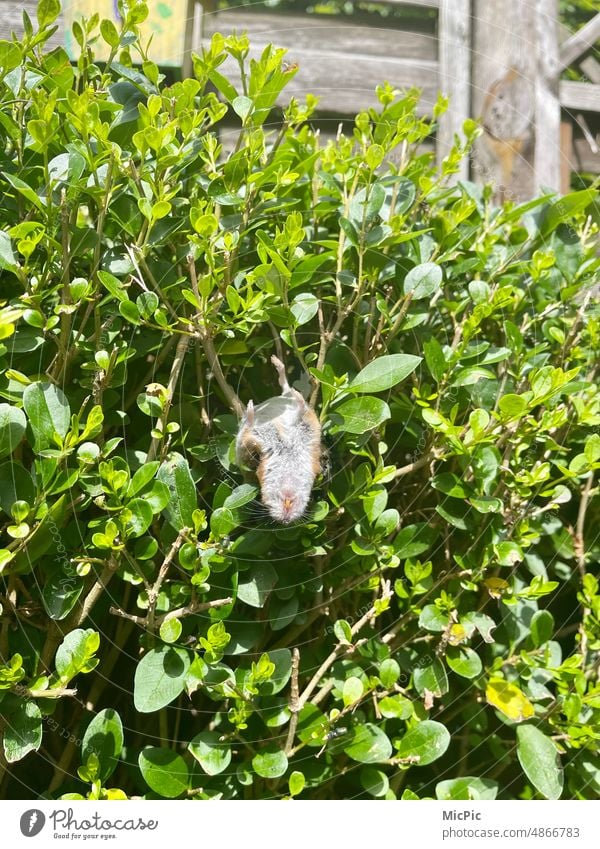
[397,720,450,766]
[237,563,278,608]
[208,68,238,102]
[119,300,141,325]
[252,746,288,778]
[403,262,443,299]
[0,40,21,73]
[37,0,60,27]
[23,382,70,450]
[541,189,596,237]
[3,699,42,763]
[223,484,258,510]
[82,709,123,782]
[259,649,293,695]
[134,646,191,713]
[333,619,353,644]
[0,461,34,517]
[378,695,412,719]
[157,453,197,531]
[379,658,400,688]
[445,646,482,679]
[343,723,392,764]
[189,731,232,776]
[55,629,100,681]
[123,498,153,538]
[360,767,389,797]
[296,704,328,747]
[349,354,422,393]
[498,394,527,419]
[413,658,448,696]
[436,776,498,800]
[418,604,448,632]
[423,337,446,383]
[516,725,564,799]
[288,770,305,797]
[42,572,84,621]
[100,18,120,48]
[530,610,554,647]
[159,618,182,644]
[332,396,390,434]
[290,292,319,325]
[395,523,436,558]
[138,747,189,798]
[210,506,237,538]
[232,95,253,121]
[0,230,17,270]
[342,676,364,706]
[3,172,44,211]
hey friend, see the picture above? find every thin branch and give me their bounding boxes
[575,472,594,661]
[146,332,189,462]
[393,450,443,480]
[187,254,244,418]
[284,647,300,755]
[110,596,233,630]
[297,581,393,711]
[157,596,233,625]
[147,530,188,634]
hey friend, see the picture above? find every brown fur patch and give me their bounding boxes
[311,445,322,476]
[256,457,266,488]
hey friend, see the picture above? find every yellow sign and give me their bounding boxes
[62,0,194,68]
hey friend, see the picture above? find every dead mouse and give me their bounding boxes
[236,356,323,523]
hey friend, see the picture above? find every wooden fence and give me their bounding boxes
[1,0,599,200]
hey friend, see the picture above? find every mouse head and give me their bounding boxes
[258,458,312,524]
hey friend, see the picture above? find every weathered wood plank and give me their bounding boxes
[202,43,438,115]
[558,12,600,70]
[203,11,437,62]
[560,80,600,111]
[471,0,563,200]
[560,120,573,192]
[471,1,537,201]
[0,0,63,48]
[535,0,561,191]
[375,0,439,7]
[579,55,600,84]
[573,135,600,173]
[436,0,471,179]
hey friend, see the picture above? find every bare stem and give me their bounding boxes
[284,647,300,755]
[297,581,393,711]
[146,332,189,462]
[187,255,244,417]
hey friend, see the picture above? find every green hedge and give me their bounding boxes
[0,0,599,801]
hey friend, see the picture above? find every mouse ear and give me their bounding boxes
[245,399,255,426]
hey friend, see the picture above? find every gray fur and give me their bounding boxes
[236,357,322,524]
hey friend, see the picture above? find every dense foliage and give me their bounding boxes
[0,0,599,802]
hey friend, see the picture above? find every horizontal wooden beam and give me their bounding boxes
[378,0,439,7]
[204,11,437,62]
[559,13,600,70]
[0,0,63,48]
[560,80,600,112]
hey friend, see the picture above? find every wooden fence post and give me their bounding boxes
[437,0,472,181]
[471,0,561,201]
